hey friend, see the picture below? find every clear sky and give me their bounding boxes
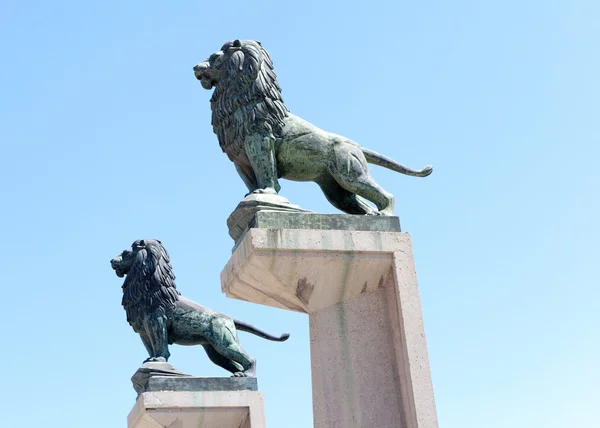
[1,0,599,427]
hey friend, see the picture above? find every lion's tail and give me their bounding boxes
[363,148,433,177]
[234,320,290,342]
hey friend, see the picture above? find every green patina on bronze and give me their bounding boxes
[194,39,432,216]
[110,239,289,377]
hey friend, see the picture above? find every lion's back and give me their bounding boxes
[276,114,348,180]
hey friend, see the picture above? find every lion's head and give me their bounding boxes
[111,239,180,323]
[193,39,289,162]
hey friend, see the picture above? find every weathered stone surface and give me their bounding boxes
[227,194,312,245]
[143,376,258,393]
[251,211,401,232]
[221,226,439,428]
[131,362,190,395]
[221,228,408,313]
[128,390,266,428]
[132,362,258,397]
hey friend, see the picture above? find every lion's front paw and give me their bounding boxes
[144,357,167,363]
[252,187,278,195]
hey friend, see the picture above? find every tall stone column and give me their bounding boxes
[222,213,439,428]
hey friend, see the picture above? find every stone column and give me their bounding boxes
[221,212,438,428]
[127,373,265,428]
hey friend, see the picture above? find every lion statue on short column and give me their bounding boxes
[110,239,289,377]
[194,39,432,216]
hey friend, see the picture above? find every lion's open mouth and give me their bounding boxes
[111,258,126,277]
[194,61,219,90]
[200,75,216,90]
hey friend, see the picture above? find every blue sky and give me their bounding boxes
[1,0,599,427]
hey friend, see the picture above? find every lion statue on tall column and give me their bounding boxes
[110,239,289,377]
[193,39,432,216]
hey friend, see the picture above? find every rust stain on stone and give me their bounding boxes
[296,277,314,306]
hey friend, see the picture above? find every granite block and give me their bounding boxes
[250,211,401,232]
[143,376,258,393]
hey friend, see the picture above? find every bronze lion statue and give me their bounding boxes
[193,39,432,216]
[110,239,289,377]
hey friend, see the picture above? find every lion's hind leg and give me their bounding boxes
[329,143,395,216]
[208,319,256,377]
[212,339,256,377]
[316,176,376,215]
[203,344,245,375]
[341,175,395,216]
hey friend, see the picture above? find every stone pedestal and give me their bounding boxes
[221,213,438,428]
[227,193,312,244]
[128,373,265,428]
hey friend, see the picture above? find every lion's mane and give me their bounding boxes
[121,239,180,325]
[210,40,289,167]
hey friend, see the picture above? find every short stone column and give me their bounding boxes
[127,372,265,428]
[221,213,438,428]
